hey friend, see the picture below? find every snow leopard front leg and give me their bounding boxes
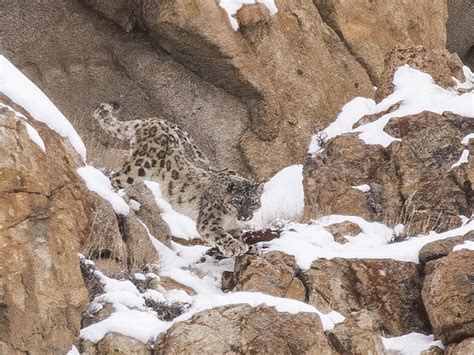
[197,211,252,257]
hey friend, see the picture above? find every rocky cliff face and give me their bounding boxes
[1,1,473,354]
[0,0,452,179]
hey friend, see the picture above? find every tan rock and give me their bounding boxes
[150,276,196,296]
[301,258,429,336]
[445,337,474,354]
[313,1,448,83]
[236,3,271,30]
[0,107,88,353]
[126,183,172,248]
[419,230,474,267]
[141,0,374,179]
[328,310,385,354]
[121,213,160,273]
[95,332,151,355]
[223,251,306,301]
[422,250,474,344]
[375,46,464,101]
[154,304,336,354]
[325,221,362,244]
[447,0,474,69]
[304,111,473,235]
[421,346,445,355]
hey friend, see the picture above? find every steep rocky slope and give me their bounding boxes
[1,1,473,354]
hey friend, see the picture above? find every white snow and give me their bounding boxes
[66,345,80,355]
[352,184,371,192]
[0,102,46,152]
[450,149,469,170]
[309,65,474,155]
[250,165,304,229]
[453,240,474,251]
[266,215,474,270]
[0,55,86,160]
[145,180,199,240]
[461,133,474,145]
[219,0,278,30]
[24,121,46,152]
[77,165,130,215]
[382,333,444,355]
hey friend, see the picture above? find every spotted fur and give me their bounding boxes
[93,102,263,256]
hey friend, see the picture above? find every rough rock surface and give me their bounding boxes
[2,0,449,179]
[301,258,429,336]
[419,230,474,267]
[313,0,448,83]
[222,251,306,301]
[0,107,89,353]
[82,333,151,355]
[328,310,385,354]
[447,0,474,69]
[446,337,474,354]
[154,304,336,354]
[375,46,464,101]
[304,110,473,235]
[325,221,362,244]
[422,250,474,344]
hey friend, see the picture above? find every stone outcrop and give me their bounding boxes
[375,46,464,101]
[82,333,151,355]
[313,0,448,83]
[447,0,474,69]
[446,337,474,354]
[304,104,473,235]
[419,230,474,267]
[422,250,474,344]
[0,106,89,353]
[155,304,336,354]
[301,258,429,336]
[222,251,306,302]
[328,310,385,354]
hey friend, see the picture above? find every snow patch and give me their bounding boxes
[66,345,80,355]
[461,133,474,146]
[77,166,130,215]
[450,149,469,170]
[309,65,474,155]
[250,164,304,229]
[0,55,86,159]
[352,184,370,192]
[219,0,278,30]
[266,215,474,270]
[382,333,444,355]
[145,180,199,240]
[24,121,46,152]
[453,240,474,251]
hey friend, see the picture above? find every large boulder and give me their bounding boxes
[313,0,448,83]
[419,231,474,267]
[328,310,385,354]
[301,258,430,336]
[422,250,474,344]
[304,110,473,235]
[0,106,89,353]
[154,304,336,354]
[222,251,306,301]
[446,338,474,354]
[375,46,464,101]
[447,0,474,69]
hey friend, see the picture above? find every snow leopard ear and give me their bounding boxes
[257,183,264,195]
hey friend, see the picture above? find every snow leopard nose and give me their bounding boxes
[110,101,121,110]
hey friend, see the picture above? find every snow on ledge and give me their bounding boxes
[382,333,444,355]
[352,184,370,192]
[77,166,130,215]
[0,55,86,160]
[309,65,474,155]
[219,0,278,30]
[453,240,474,252]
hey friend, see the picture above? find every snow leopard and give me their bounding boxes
[93,101,263,257]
